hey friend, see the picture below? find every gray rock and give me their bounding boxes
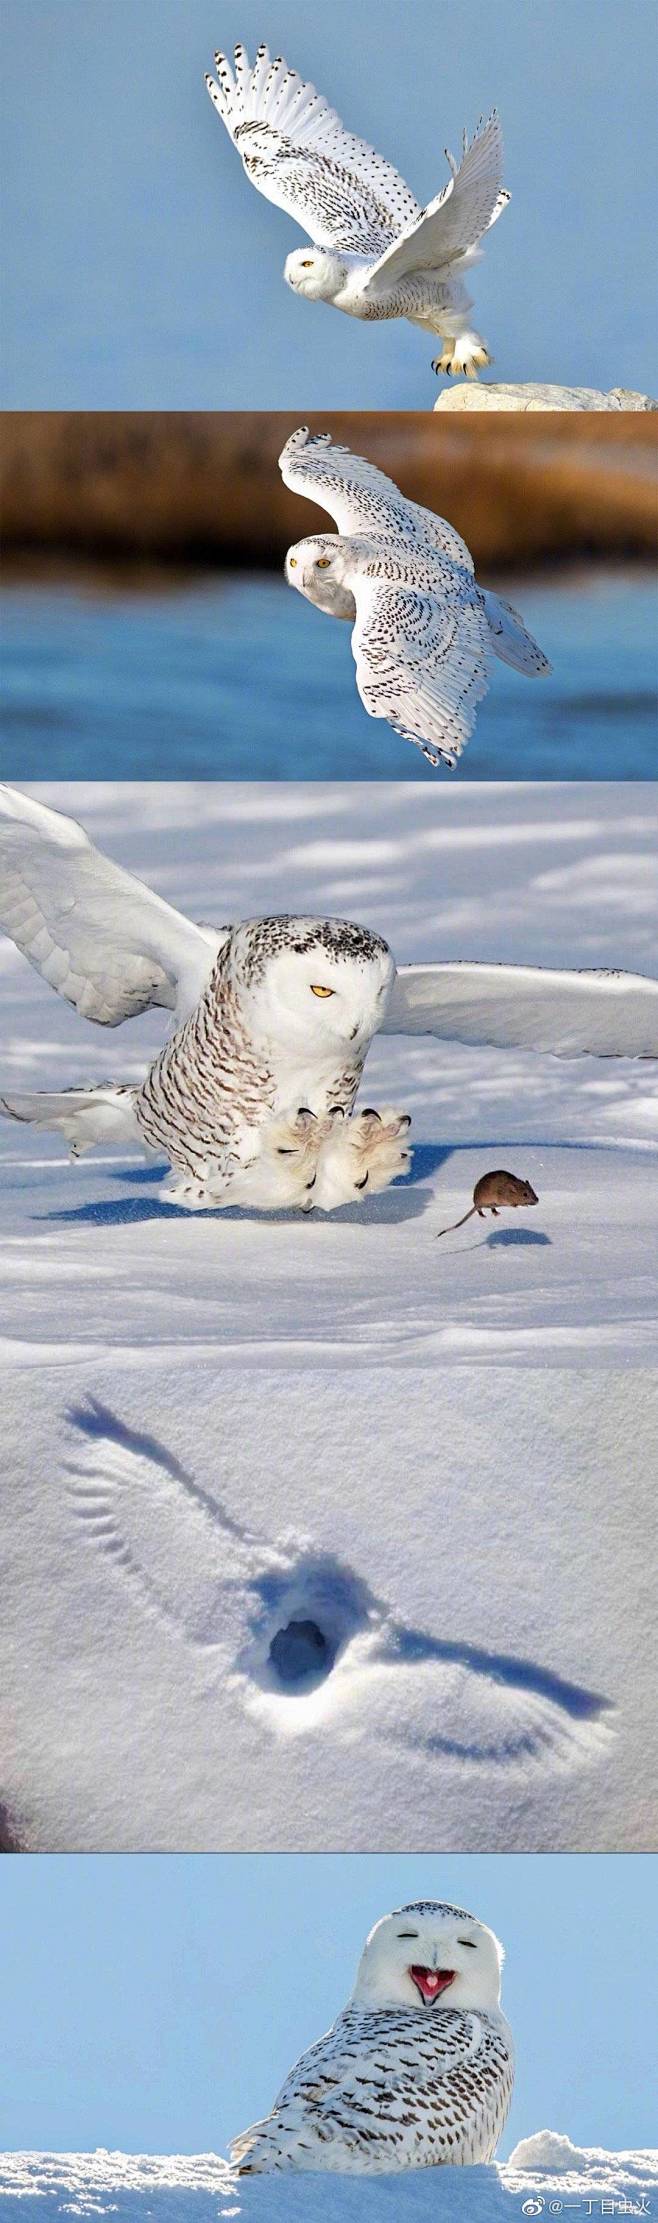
[434,382,657,411]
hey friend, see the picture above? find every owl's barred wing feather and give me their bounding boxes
[206,45,419,253]
[0,787,218,1027]
[280,427,418,542]
[382,961,658,1058]
[365,113,509,292]
[280,429,476,570]
[232,2006,512,2173]
[351,578,490,768]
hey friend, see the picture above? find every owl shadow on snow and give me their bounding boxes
[37,1143,456,1230]
[35,1139,572,1235]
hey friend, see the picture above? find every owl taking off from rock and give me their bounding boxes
[206,44,510,380]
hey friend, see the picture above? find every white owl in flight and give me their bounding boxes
[232,1900,514,2173]
[205,44,510,379]
[281,428,551,769]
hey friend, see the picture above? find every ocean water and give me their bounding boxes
[0,566,656,781]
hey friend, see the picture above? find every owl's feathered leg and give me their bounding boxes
[423,277,491,378]
[163,1108,328,1213]
[153,1108,412,1217]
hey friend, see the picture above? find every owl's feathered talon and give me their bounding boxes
[461,346,491,379]
[432,345,456,376]
[311,1104,412,1211]
[433,337,491,378]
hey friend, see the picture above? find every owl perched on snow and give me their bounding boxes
[232,1899,514,2173]
[205,44,510,380]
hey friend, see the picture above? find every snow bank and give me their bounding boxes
[508,2130,657,2181]
[1,2144,656,2219]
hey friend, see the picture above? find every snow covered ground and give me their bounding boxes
[1,783,657,1852]
[1,2140,656,2220]
[2,1361,657,1851]
[1,782,657,1373]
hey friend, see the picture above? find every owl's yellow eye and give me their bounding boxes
[310,984,334,998]
[300,259,314,268]
[315,557,331,569]
[288,556,297,568]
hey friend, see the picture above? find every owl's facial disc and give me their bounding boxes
[285,536,356,621]
[233,921,394,1062]
[352,1903,503,2014]
[284,247,347,300]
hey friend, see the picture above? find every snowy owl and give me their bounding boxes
[205,45,510,379]
[1,788,656,1215]
[231,1899,514,2173]
[281,429,550,769]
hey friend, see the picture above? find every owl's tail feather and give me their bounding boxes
[0,1082,143,1157]
[230,2117,272,2173]
[481,588,552,677]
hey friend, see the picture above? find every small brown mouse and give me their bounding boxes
[436,1169,539,1238]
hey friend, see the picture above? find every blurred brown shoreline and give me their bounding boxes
[1,411,657,573]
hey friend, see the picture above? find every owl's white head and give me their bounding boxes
[228,916,395,1061]
[284,247,348,301]
[285,535,357,621]
[352,1901,504,2015]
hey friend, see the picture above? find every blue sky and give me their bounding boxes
[1,1853,655,2159]
[1,0,657,407]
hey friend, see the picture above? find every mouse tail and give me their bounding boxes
[435,1204,477,1239]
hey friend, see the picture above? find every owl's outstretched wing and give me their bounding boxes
[206,44,419,255]
[382,961,658,1057]
[232,2009,509,2172]
[350,577,490,767]
[64,1398,249,1653]
[280,428,475,571]
[364,113,509,295]
[0,787,219,1028]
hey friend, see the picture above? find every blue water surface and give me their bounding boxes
[0,567,656,780]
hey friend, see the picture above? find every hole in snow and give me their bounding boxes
[242,1552,374,1699]
[268,1618,335,1687]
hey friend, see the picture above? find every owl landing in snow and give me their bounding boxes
[205,45,510,381]
[232,1900,514,2174]
[1,788,656,1214]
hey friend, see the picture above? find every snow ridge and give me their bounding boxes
[0,2142,656,2219]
